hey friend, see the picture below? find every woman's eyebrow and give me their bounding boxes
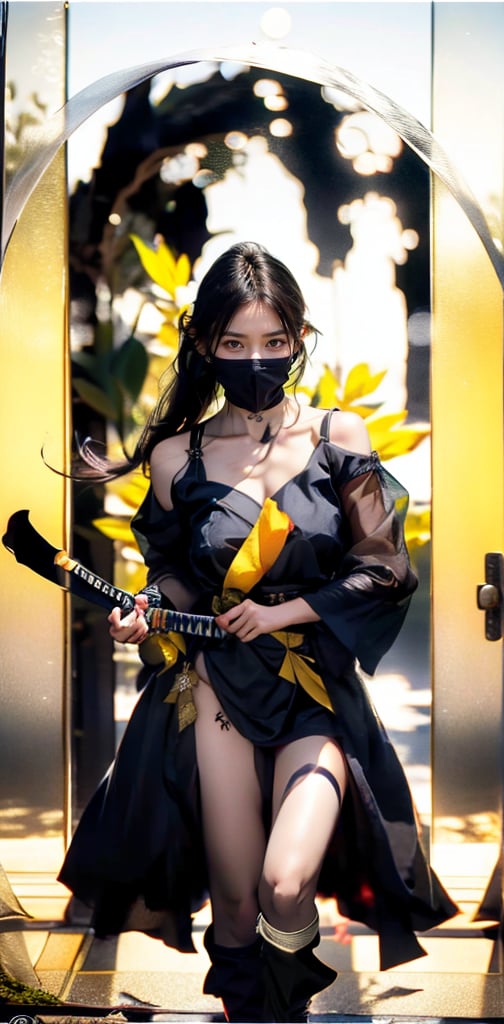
[221,328,288,337]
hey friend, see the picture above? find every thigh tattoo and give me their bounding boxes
[215,709,231,731]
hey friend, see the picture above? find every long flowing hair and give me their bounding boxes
[78,241,315,480]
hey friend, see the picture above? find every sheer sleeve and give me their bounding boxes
[131,485,199,613]
[303,452,418,674]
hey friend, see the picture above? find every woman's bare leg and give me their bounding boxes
[258,735,346,931]
[193,676,266,947]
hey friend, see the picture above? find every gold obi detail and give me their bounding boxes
[212,588,244,615]
[164,660,199,731]
[148,632,199,733]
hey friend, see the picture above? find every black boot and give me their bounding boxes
[258,914,337,1023]
[203,925,265,1022]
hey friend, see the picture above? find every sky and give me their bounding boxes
[67,2,433,119]
[62,1,432,186]
[5,3,501,250]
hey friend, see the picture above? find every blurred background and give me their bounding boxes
[1,1,503,1013]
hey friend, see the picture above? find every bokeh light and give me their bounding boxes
[269,117,293,138]
[224,130,249,151]
[264,94,289,112]
[260,7,292,40]
[253,78,283,98]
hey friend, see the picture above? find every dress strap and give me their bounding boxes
[319,408,339,442]
[187,422,205,460]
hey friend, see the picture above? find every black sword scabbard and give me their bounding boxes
[3,509,224,637]
[3,509,136,612]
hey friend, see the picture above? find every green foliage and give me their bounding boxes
[71,238,190,448]
[72,328,149,442]
[0,967,63,1005]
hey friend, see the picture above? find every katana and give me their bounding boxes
[2,509,225,639]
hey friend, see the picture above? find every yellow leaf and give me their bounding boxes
[367,411,408,433]
[93,516,138,544]
[106,473,149,511]
[131,564,148,592]
[130,234,176,295]
[404,507,431,547]
[343,363,388,404]
[374,426,430,460]
[314,365,341,408]
[114,560,148,596]
[155,301,179,322]
[404,506,431,555]
[175,252,191,287]
[343,402,378,419]
[295,383,316,403]
[158,321,180,353]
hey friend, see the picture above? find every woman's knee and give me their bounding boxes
[258,860,314,923]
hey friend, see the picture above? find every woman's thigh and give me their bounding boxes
[264,734,347,890]
[193,674,266,908]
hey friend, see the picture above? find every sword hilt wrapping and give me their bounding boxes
[146,605,225,639]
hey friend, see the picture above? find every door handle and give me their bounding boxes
[477,552,504,641]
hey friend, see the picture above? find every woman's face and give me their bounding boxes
[213,301,293,360]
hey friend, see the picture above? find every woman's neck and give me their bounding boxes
[220,397,293,442]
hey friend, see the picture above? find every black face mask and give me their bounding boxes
[212,356,292,414]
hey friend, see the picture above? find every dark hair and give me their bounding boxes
[78,241,315,479]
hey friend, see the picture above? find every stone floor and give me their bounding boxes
[1,654,503,1022]
[1,880,503,1023]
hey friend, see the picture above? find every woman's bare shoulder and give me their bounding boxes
[325,408,372,456]
[149,432,192,509]
[293,404,371,456]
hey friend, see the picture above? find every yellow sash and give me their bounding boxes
[159,497,332,728]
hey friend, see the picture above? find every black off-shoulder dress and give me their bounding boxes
[59,411,458,970]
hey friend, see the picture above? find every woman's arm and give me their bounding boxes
[109,435,198,647]
[301,433,418,674]
[133,435,200,612]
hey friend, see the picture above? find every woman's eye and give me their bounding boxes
[267,337,288,349]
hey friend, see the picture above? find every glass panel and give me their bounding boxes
[430,0,504,897]
[0,1,69,903]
